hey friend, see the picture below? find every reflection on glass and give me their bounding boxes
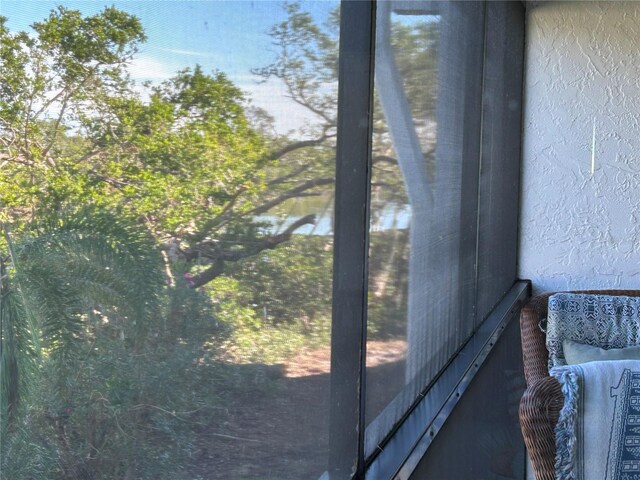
[0,2,337,478]
[366,1,484,454]
[365,3,440,436]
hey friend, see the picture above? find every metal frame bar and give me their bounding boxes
[475,0,526,325]
[328,1,376,478]
[365,281,531,480]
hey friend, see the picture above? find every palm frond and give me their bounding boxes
[1,207,165,428]
[0,255,37,429]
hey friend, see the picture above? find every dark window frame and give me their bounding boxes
[329,2,527,479]
[329,1,377,477]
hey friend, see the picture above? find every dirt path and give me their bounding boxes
[189,340,406,479]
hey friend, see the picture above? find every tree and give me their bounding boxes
[0,7,146,222]
[0,6,338,292]
[259,3,445,356]
[1,3,438,294]
[92,64,336,288]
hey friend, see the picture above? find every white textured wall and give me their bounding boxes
[519,1,640,294]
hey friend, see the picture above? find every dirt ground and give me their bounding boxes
[188,339,407,480]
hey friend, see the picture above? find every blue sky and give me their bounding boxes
[0,0,338,133]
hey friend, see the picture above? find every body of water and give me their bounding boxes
[256,203,411,236]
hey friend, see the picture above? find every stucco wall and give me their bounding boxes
[519,1,640,293]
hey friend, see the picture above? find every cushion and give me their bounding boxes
[552,360,640,479]
[562,339,640,365]
[546,293,640,369]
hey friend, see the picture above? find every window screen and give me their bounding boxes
[364,0,522,455]
[0,2,339,479]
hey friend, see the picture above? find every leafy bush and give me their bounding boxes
[208,235,333,363]
[1,211,227,479]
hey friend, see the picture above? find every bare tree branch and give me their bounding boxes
[40,93,72,163]
[187,214,316,287]
[188,189,247,243]
[221,214,316,261]
[266,164,310,185]
[188,260,225,289]
[268,134,333,161]
[372,155,398,165]
[249,178,333,216]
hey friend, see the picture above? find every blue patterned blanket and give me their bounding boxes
[552,360,640,480]
[547,293,640,370]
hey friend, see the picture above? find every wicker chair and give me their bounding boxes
[519,289,640,480]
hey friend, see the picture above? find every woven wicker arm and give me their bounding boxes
[519,289,640,480]
[520,376,562,480]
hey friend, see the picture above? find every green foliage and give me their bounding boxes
[0,256,37,428]
[367,230,409,338]
[2,334,228,480]
[0,6,270,244]
[0,6,145,226]
[0,208,163,426]
[225,235,332,327]
[16,209,163,355]
[0,5,337,298]
[208,235,333,363]
[0,210,233,479]
[82,66,269,236]
[33,6,145,69]
[0,3,434,478]
[390,20,439,119]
